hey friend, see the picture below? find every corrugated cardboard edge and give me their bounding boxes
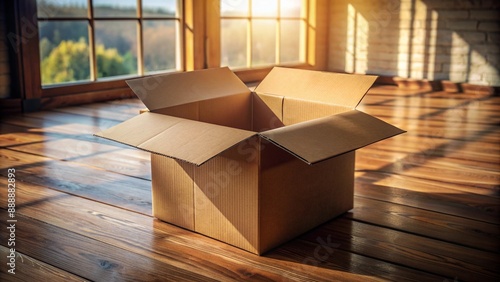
[260,110,406,164]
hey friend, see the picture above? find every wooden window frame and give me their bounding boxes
[206,0,328,82]
[37,1,183,88]
[219,0,308,69]
[13,0,191,110]
[10,0,327,111]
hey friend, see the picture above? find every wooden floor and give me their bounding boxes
[1,84,499,281]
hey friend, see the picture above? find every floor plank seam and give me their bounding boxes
[352,194,500,225]
[355,169,499,193]
[2,146,153,182]
[348,217,500,255]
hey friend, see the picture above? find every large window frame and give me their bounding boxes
[220,0,308,70]
[205,0,326,82]
[13,0,189,106]
[37,0,184,88]
[8,0,327,112]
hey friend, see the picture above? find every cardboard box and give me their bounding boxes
[96,67,404,254]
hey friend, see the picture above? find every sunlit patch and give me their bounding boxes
[220,0,305,68]
[345,4,369,74]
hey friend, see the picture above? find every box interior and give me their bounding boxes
[126,66,378,133]
[151,91,356,133]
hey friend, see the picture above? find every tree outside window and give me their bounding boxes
[37,0,181,86]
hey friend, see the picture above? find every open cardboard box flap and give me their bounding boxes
[255,67,403,164]
[260,110,405,164]
[126,67,251,112]
[95,112,255,165]
[255,67,378,109]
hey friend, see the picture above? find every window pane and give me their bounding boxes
[93,0,137,17]
[143,0,177,17]
[143,20,177,72]
[221,19,247,68]
[252,0,277,17]
[252,20,276,66]
[37,0,88,18]
[39,21,90,85]
[280,20,302,63]
[95,21,138,78]
[221,0,248,17]
[280,0,302,18]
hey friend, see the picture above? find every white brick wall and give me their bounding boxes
[328,0,500,86]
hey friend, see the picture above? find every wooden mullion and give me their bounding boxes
[176,0,183,71]
[298,0,308,64]
[276,0,281,65]
[247,0,252,68]
[205,0,220,68]
[16,0,42,101]
[137,0,144,76]
[88,0,97,81]
[184,0,193,71]
[191,0,205,70]
[36,17,88,21]
[4,0,22,100]
[306,0,314,67]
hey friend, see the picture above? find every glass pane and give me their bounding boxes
[221,19,247,68]
[37,0,88,18]
[280,20,302,63]
[143,20,177,72]
[143,0,177,17]
[252,0,277,17]
[280,0,302,18]
[39,21,90,85]
[221,0,248,17]
[93,0,137,17]
[252,20,276,66]
[94,21,138,78]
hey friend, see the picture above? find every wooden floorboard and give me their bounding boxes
[0,246,89,282]
[349,196,500,252]
[0,177,448,282]
[1,84,499,281]
[0,149,152,215]
[0,214,216,282]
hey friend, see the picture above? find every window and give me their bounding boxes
[220,0,307,69]
[7,0,326,112]
[37,0,182,86]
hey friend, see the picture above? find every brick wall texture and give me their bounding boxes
[328,0,500,86]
